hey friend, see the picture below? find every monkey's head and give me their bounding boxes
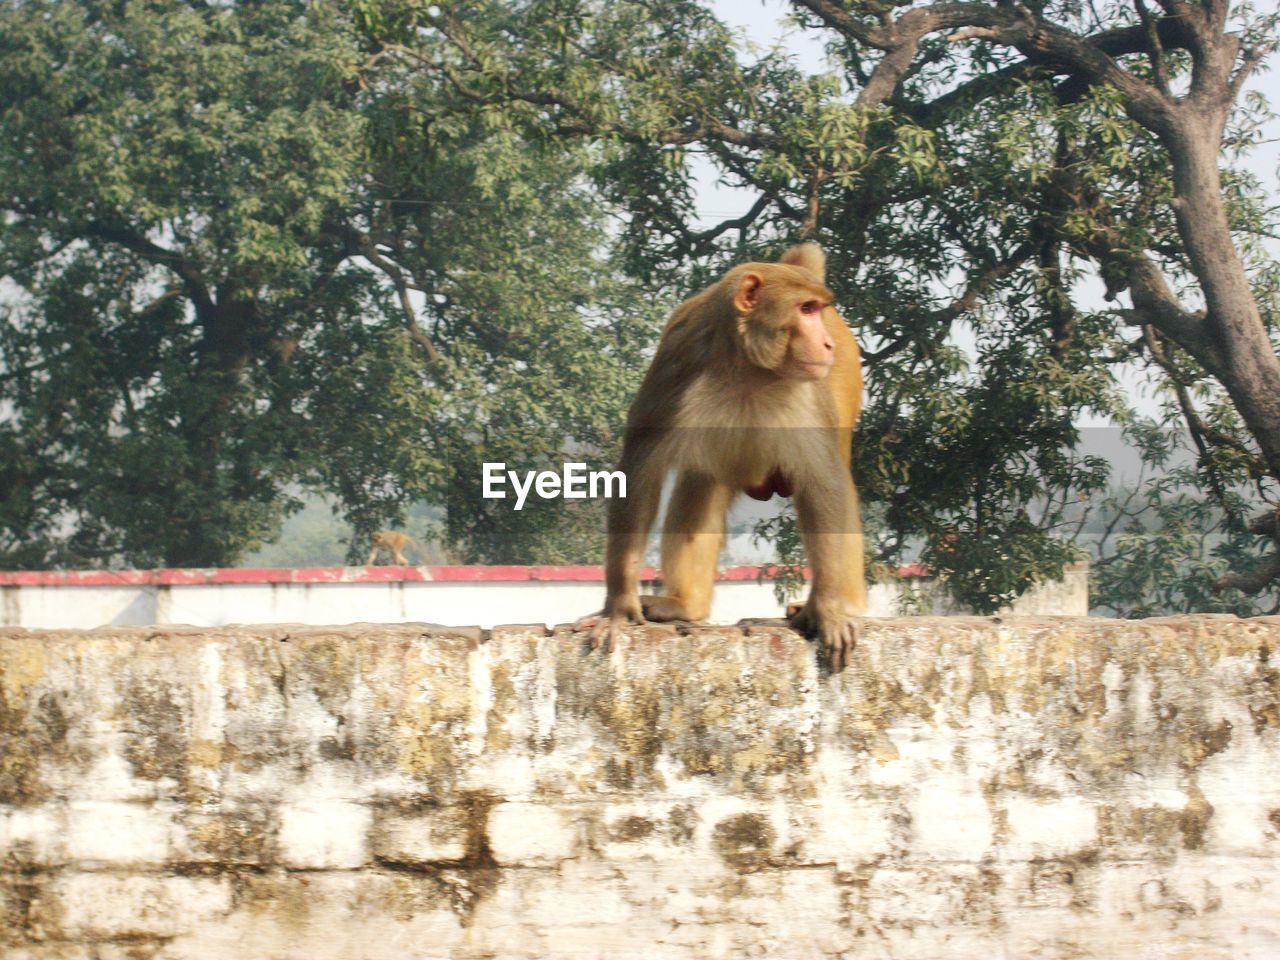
[730,247,837,380]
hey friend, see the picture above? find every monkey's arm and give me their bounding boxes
[585,438,665,651]
[791,461,862,672]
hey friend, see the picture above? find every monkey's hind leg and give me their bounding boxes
[642,472,734,622]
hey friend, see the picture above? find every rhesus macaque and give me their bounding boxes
[367,530,418,566]
[583,243,865,670]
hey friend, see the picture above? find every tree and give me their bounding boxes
[376,0,1279,610]
[0,0,653,568]
[1089,408,1278,616]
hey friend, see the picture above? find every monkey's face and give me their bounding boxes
[734,270,836,380]
[780,298,836,380]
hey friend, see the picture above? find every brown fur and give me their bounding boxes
[367,530,418,566]
[582,243,866,670]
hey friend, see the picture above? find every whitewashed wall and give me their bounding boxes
[0,562,1088,628]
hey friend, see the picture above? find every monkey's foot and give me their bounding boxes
[639,594,699,622]
[788,602,859,673]
[575,596,646,653]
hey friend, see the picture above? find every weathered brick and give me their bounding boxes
[798,796,895,864]
[487,801,579,865]
[910,781,994,860]
[278,800,371,869]
[1,806,67,867]
[1003,796,1098,859]
[51,874,232,940]
[597,800,695,861]
[0,947,98,960]
[165,873,467,959]
[63,801,176,865]
[371,807,469,864]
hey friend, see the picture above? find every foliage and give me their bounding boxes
[4,0,1279,617]
[752,511,806,607]
[0,0,654,568]
[362,0,1279,610]
[242,494,448,567]
[1090,409,1279,617]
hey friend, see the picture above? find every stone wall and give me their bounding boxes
[2,616,1279,959]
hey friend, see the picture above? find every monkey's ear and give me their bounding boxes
[780,243,826,281]
[733,273,764,313]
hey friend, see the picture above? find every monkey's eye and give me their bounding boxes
[799,300,822,315]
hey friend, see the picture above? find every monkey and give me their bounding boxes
[581,243,865,671]
[366,530,419,566]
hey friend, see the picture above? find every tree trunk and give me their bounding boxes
[1164,116,1280,483]
[165,296,253,568]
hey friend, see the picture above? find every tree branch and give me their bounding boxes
[688,192,773,247]
[862,241,1037,363]
[1247,507,1280,540]
[387,39,781,151]
[1211,508,1280,598]
[933,240,1039,324]
[794,0,1177,129]
[83,221,214,317]
[1134,0,1173,94]
[1227,43,1269,103]
[1212,551,1280,594]
[337,223,441,364]
[1038,160,1216,363]
[799,167,828,238]
[1104,254,1214,362]
[790,0,890,49]
[1139,324,1266,475]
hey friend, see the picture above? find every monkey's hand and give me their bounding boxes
[789,599,858,673]
[576,595,646,653]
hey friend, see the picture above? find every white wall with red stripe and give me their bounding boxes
[0,563,1088,628]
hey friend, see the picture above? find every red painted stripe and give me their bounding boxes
[325,566,430,583]
[0,563,931,586]
[155,569,219,585]
[207,567,294,584]
[426,565,533,582]
[530,565,604,581]
[718,564,792,582]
